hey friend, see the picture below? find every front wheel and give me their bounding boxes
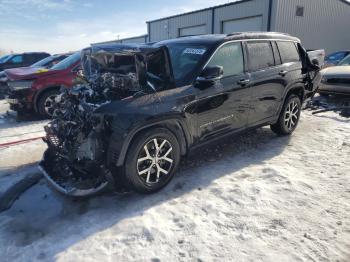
[271,95,301,136]
[37,89,60,119]
[124,128,180,194]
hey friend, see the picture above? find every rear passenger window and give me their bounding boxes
[247,41,275,71]
[207,42,244,77]
[277,41,300,63]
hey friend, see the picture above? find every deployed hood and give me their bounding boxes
[321,66,350,79]
[81,43,175,91]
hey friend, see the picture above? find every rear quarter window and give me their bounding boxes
[277,41,300,63]
[246,41,275,71]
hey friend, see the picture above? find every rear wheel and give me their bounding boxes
[124,128,180,194]
[271,95,301,136]
[37,89,60,118]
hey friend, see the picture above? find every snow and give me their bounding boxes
[0,99,349,261]
[0,100,47,175]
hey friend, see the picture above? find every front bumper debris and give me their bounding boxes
[39,149,110,197]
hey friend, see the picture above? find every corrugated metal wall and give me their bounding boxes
[116,35,148,44]
[271,0,350,53]
[148,9,212,42]
[148,0,270,42]
[214,0,270,33]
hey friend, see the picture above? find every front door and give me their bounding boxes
[195,42,251,141]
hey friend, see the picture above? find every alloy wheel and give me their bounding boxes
[137,138,174,184]
[284,100,299,131]
[44,95,57,116]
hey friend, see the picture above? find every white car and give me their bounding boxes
[318,55,350,96]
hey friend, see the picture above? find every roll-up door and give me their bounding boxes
[179,25,207,37]
[222,16,263,34]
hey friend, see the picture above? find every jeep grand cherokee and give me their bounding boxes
[39,32,319,196]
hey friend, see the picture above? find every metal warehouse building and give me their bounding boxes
[97,0,350,53]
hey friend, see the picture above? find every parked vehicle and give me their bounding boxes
[39,32,319,197]
[6,52,81,118]
[318,55,350,96]
[0,54,11,63]
[0,52,50,71]
[0,53,71,93]
[338,54,350,66]
[307,49,325,67]
[324,50,350,67]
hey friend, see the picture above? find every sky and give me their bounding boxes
[0,0,232,54]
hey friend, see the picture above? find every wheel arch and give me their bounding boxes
[277,84,305,116]
[285,85,305,103]
[110,118,190,167]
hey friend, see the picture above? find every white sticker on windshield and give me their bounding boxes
[183,48,206,55]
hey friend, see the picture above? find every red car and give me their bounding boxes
[6,52,81,118]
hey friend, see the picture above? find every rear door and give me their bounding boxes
[195,41,251,141]
[276,41,303,94]
[245,41,287,125]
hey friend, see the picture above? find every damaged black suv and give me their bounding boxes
[39,32,319,196]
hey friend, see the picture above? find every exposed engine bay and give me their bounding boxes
[40,44,174,196]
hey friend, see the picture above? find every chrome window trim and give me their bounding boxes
[203,38,300,72]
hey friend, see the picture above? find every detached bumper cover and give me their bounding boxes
[39,148,110,197]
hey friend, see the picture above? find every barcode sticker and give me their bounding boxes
[183,48,206,55]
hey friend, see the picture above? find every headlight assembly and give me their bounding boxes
[8,80,33,91]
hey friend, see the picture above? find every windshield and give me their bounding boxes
[51,52,80,70]
[31,56,56,68]
[338,54,350,66]
[165,44,211,86]
[0,54,11,63]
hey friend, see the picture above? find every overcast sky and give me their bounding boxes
[0,0,232,54]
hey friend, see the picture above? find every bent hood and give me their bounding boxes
[5,67,59,81]
[321,66,350,79]
[82,43,175,89]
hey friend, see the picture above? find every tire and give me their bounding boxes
[271,95,301,136]
[124,128,180,194]
[37,89,60,119]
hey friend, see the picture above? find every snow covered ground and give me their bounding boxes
[0,99,349,262]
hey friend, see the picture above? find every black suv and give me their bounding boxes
[0,52,50,71]
[40,32,318,197]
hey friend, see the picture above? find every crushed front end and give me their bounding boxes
[39,44,174,196]
[39,87,113,196]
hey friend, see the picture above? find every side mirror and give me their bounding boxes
[197,65,224,82]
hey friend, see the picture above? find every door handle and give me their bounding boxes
[237,79,250,86]
[279,70,288,77]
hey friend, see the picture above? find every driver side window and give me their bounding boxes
[207,42,244,77]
